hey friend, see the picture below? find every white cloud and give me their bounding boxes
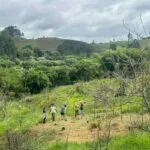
[0,0,150,42]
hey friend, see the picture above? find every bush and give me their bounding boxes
[23,69,49,93]
[0,67,24,97]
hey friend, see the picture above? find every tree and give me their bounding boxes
[115,80,126,97]
[109,43,117,50]
[23,69,49,94]
[17,45,34,59]
[22,45,33,50]
[0,67,24,97]
[74,60,102,81]
[101,51,116,74]
[92,40,95,45]
[57,40,93,55]
[34,47,44,57]
[53,67,71,86]
[4,26,24,37]
[128,32,133,47]
[128,39,141,49]
[135,73,150,113]
[0,30,16,57]
[101,48,145,77]
[18,48,34,59]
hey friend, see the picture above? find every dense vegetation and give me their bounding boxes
[57,39,93,55]
[1,47,149,96]
[0,26,150,149]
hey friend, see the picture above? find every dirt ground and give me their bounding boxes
[31,114,150,142]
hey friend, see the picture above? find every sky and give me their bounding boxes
[0,0,150,43]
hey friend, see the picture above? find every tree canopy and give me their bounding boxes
[4,26,24,37]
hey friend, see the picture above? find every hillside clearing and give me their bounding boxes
[30,114,150,142]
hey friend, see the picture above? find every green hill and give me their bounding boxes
[14,37,93,54]
[14,37,63,51]
[93,38,150,52]
[14,36,150,55]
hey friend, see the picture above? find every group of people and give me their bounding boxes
[42,102,84,124]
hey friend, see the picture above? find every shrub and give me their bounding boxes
[22,69,49,94]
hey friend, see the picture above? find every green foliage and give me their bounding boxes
[0,101,40,135]
[57,40,93,55]
[101,50,116,72]
[21,132,150,150]
[48,142,95,150]
[34,47,44,57]
[0,30,150,149]
[22,44,33,50]
[53,66,71,85]
[0,67,23,96]
[0,30,16,57]
[0,57,15,67]
[101,48,148,77]
[22,69,49,93]
[4,26,23,37]
[0,45,149,96]
[0,77,149,149]
[18,47,34,58]
[109,43,117,50]
[74,59,102,81]
[109,132,150,150]
[128,39,141,49]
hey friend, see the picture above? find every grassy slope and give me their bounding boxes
[14,37,92,52]
[14,36,150,53]
[48,132,150,150]
[14,37,63,51]
[0,79,142,134]
[0,79,149,149]
[93,38,150,52]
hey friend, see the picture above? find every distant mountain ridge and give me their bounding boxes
[14,36,150,54]
[15,37,92,51]
[14,37,63,51]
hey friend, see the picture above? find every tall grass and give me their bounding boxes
[109,132,150,150]
[47,132,150,150]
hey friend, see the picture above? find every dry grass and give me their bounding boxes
[30,113,150,142]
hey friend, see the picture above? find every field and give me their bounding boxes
[0,78,149,149]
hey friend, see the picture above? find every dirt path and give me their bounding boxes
[30,114,150,142]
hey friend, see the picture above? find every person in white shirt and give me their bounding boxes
[50,104,56,121]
